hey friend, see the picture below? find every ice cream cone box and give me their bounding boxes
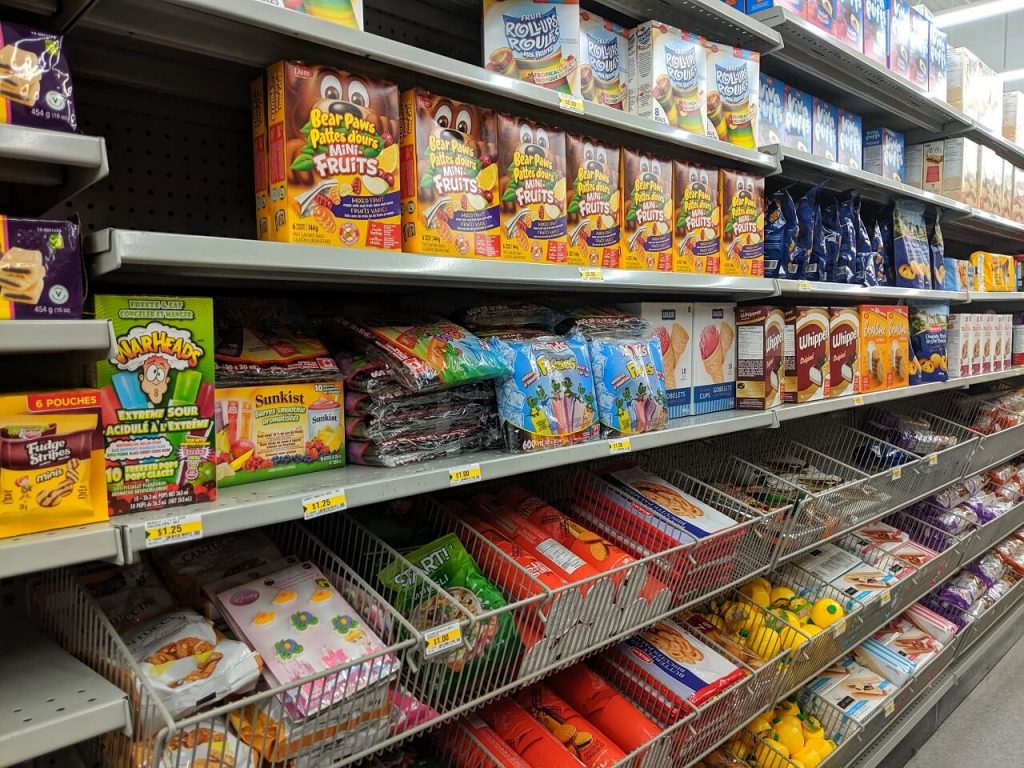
[830,307,862,397]
[705,42,759,150]
[783,306,831,403]
[265,61,401,249]
[735,305,784,410]
[620,302,694,418]
[622,149,673,271]
[94,296,216,514]
[864,0,889,67]
[214,381,344,488]
[693,303,736,414]
[579,10,629,109]
[628,23,708,137]
[673,161,721,274]
[720,169,764,277]
[483,0,581,97]
[888,306,910,387]
[497,113,568,263]
[566,134,622,267]
[859,304,891,391]
[399,89,500,260]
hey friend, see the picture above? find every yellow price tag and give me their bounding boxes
[928,453,939,466]
[891,466,903,480]
[797,280,813,291]
[145,513,203,548]
[881,590,892,605]
[608,437,632,454]
[833,617,847,636]
[449,463,482,487]
[424,622,463,657]
[302,488,347,520]
[558,93,585,114]
[853,395,865,405]
[579,267,604,281]
[884,700,895,718]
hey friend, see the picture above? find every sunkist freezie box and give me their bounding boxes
[735,305,784,410]
[621,302,693,417]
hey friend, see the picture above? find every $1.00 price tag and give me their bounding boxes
[424,622,463,657]
[881,590,892,605]
[928,453,939,466]
[558,93,585,114]
[608,437,632,454]
[145,513,203,548]
[449,463,482,487]
[891,466,903,480]
[579,267,604,281]
[302,487,347,520]
[833,617,847,636]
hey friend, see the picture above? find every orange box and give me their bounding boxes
[496,113,568,263]
[621,148,673,271]
[566,134,622,267]
[266,61,401,249]
[720,170,764,277]
[673,161,722,273]
[399,89,500,259]
[889,305,911,388]
[251,75,270,241]
[859,304,891,392]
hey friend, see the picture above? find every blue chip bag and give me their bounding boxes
[848,193,876,286]
[835,194,858,284]
[765,188,798,279]
[910,304,949,382]
[794,183,825,281]
[875,216,892,286]
[586,333,668,437]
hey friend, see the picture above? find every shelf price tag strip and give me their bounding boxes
[424,621,463,657]
[302,487,348,520]
[559,94,585,114]
[608,437,631,454]
[145,513,203,548]
[579,267,603,281]
[449,463,482,487]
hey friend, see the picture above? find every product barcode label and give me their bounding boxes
[536,538,589,574]
[797,280,813,291]
[302,487,347,520]
[891,466,903,480]
[449,463,482,486]
[559,93,585,114]
[579,267,604,281]
[608,437,632,454]
[853,395,865,406]
[145,513,203,548]
[884,700,895,717]
[424,622,463,657]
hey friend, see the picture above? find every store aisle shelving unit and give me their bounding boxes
[0,320,112,357]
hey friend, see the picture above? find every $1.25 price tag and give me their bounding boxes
[797,280,813,291]
[881,590,892,605]
[302,487,347,520]
[928,453,939,466]
[449,463,482,487]
[579,267,604,281]
[608,437,632,454]
[145,513,203,548]
[424,622,463,657]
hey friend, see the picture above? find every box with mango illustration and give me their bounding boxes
[566,134,621,267]
[622,148,673,271]
[266,60,401,249]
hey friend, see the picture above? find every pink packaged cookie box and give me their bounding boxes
[218,561,399,719]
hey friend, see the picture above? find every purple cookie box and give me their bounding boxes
[1,216,83,319]
[0,21,77,132]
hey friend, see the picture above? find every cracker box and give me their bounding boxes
[929,23,947,99]
[0,389,107,538]
[758,74,785,146]
[942,138,979,206]
[720,170,764,277]
[946,313,970,378]
[566,134,622,267]
[215,381,344,488]
[888,305,910,388]
[251,76,270,241]
[922,140,943,193]
[863,128,904,183]
[483,0,581,96]
[95,296,216,514]
[904,144,923,188]
[399,89,500,260]
[1003,92,1024,143]
[830,306,862,396]
[735,305,784,410]
[836,0,864,51]
[1003,314,1013,369]
[783,83,813,153]
[970,313,982,374]
[673,161,721,274]
[838,109,863,169]
[266,61,401,249]
[783,306,830,403]
[812,98,838,162]
[0,21,77,132]
[0,217,83,320]
[948,47,991,123]
[579,10,629,109]
[620,303,693,418]
[693,303,736,414]
[705,42,759,150]
[859,304,891,391]
[1003,160,1015,220]
[1013,314,1024,367]
[908,7,929,89]
[497,113,568,263]
[629,23,707,136]
[888,0,912,80]
[622,149,673,270]
[863,0,889,66]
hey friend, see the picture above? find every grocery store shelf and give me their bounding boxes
[944,207,1024,251]
[753,8,968,135]
[763,144,973,215]
[776,279,968,305]
[959,120,1024,170]
[967,291,1024,306]
[0,523,123,580]
[0,124,109,215]
[78,0,779,174]
[0,320,113,357]
[85,229,782,297]
[0,627,129,766]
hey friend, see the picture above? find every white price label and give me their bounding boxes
[608,437,632,454]
[891,466,903,480]
[928,453,939,466]
[145,513,203,548]
[579,267,604,281]
[424,622,464,657]
[302,487,347,520]
[449,463,482,487]
[558,93,585,114]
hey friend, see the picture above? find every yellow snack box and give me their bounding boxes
[888,306,910,388]
[859,305,891,392]
[566,134,622,267]
[266,61,401,249]
[0,389,107,538]
[251,75,270,241]
[399,89,500,259]
[673,161,721,273]
[621,148,674,271]
[721,169,764,277]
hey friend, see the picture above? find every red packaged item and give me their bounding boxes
[516,684,626,768]
[444,715,532,768]
[480,699,586,768]
[548,664,661,754]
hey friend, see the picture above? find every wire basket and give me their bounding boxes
[955,568,1024,652]
[741,690,863,768]
[878,511,973,600]
[924,390,1024,477]
[30,522,418,768]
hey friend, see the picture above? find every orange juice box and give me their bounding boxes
[251,75,270,241]
[859,304,891,391]
[566,134,622,267]
[483,0,581,97]
[720,169,764,277]
[399,89,500,259]
[621,148,673,271]
[266,61,400,249]
[497,114,568,263]
[889,306,910,387]
[673,161,721,273]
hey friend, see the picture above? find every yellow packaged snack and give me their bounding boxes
[621,148,673,271]
[566,133,622,267]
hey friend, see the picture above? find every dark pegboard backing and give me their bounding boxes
[364,0,479,65]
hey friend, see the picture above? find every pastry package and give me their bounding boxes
[890,200,931,289]
[162,718,256,768]
[440,715,532,768]
[872,613,942,670]
[905,602,958,645]
[0,22,77,131]
[816,658,895,721]
[853,637,917,686]
[0,217,84,320]
[586,332,668,436]
[79,560,176,631]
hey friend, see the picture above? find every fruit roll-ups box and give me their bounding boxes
[888,305,910,388]
[483,0,581,97]
[705,42,759,150]
[0,217,84,320]
[720,171,763,277]
[579,10,629,109]
[95,295,216,514]
[859,304,892,392]
[251,76,270,241]
[629,23,708,137]
[735,305,784,410]
[497,113,568,263]
[783,83,813,154]
[693,303,736,413]
[783,306,830,403]
[830,306,861,397]
[399,89,500,260]
[758,74,785,147]
[621,149,673,271]
[566,134,622,267]
[619,302,693,418]
[673,162,722,274]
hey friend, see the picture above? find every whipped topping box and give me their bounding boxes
[830,306,862,396]
[783,306,830,403]
[759,74,785,146]
[783,83,813,153]
[812,98,838,162]
[735,305,785,410]
[838,109,863,169]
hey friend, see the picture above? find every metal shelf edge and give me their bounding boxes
[0,523,123,580]
[0,320,113,356]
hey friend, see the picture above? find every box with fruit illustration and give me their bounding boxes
[214,381,345,488]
